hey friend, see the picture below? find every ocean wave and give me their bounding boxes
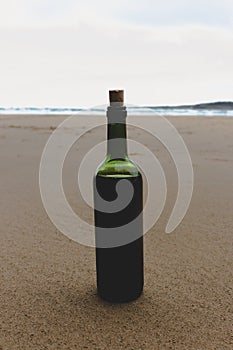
[0,106,233,117]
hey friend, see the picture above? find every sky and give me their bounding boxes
[0,0,232,107]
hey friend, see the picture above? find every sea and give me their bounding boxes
[0,104,233,117]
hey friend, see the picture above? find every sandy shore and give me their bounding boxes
[0,114,232,349]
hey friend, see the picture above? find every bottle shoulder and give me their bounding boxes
[96,156,141,178]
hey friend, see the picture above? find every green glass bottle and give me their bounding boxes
[94,90,144,303]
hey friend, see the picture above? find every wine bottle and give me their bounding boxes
[93,90,144,303]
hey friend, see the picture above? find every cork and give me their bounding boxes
[109,90,124,106]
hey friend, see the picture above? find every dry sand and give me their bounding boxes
[0,114,232,349]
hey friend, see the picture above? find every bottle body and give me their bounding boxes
[93,91,144,303]
[94,173,144,303]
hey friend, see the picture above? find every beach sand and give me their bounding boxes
[0,114,232,349]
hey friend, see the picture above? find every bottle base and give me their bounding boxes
[97,287,143,304]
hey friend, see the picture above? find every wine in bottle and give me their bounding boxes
[94,90,144,303]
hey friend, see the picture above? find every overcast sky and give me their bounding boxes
[0,0,232,107]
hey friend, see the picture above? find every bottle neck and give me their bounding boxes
[106,106,128,160]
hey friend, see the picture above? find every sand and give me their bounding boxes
[0,114,232,350]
